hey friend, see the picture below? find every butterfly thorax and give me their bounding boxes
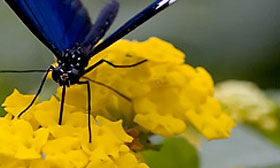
[52,44,88,86]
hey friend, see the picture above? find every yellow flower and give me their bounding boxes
[87,152,149,168]
[0,155,26,168]
[0,118,49,160]
[2,89,39,129]
[1,90,148,168]
[59,37,235,140]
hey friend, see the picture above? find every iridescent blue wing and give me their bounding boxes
[5,0,92,57]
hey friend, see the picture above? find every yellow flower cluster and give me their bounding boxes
[0,37,235,168]
[1,89,148,168]
[59,37,235,140]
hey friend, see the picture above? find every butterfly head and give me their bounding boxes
[52,44,87,86]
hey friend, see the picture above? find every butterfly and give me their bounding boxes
[3,0,178,142]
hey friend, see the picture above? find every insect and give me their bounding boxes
[2,0,178,142]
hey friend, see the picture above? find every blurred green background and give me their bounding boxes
[0,0,279,167]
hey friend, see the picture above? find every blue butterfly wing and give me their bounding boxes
[5,0,92,56]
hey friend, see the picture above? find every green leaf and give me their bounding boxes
[142,137,199,168]
[258,124,280,146]
[0,109,6,117]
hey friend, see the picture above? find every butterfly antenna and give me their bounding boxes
[82,76,131,102]
[86,0,179,59]
[17,66,53,118]
[0,70,47,73]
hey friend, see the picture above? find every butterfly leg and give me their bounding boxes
[17,66,54,118]
[83,59,147,75]
[77,81,92,143]
[81,76,131,101]
[58,84,66,125]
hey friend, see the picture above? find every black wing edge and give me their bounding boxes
[82,0,119,53]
